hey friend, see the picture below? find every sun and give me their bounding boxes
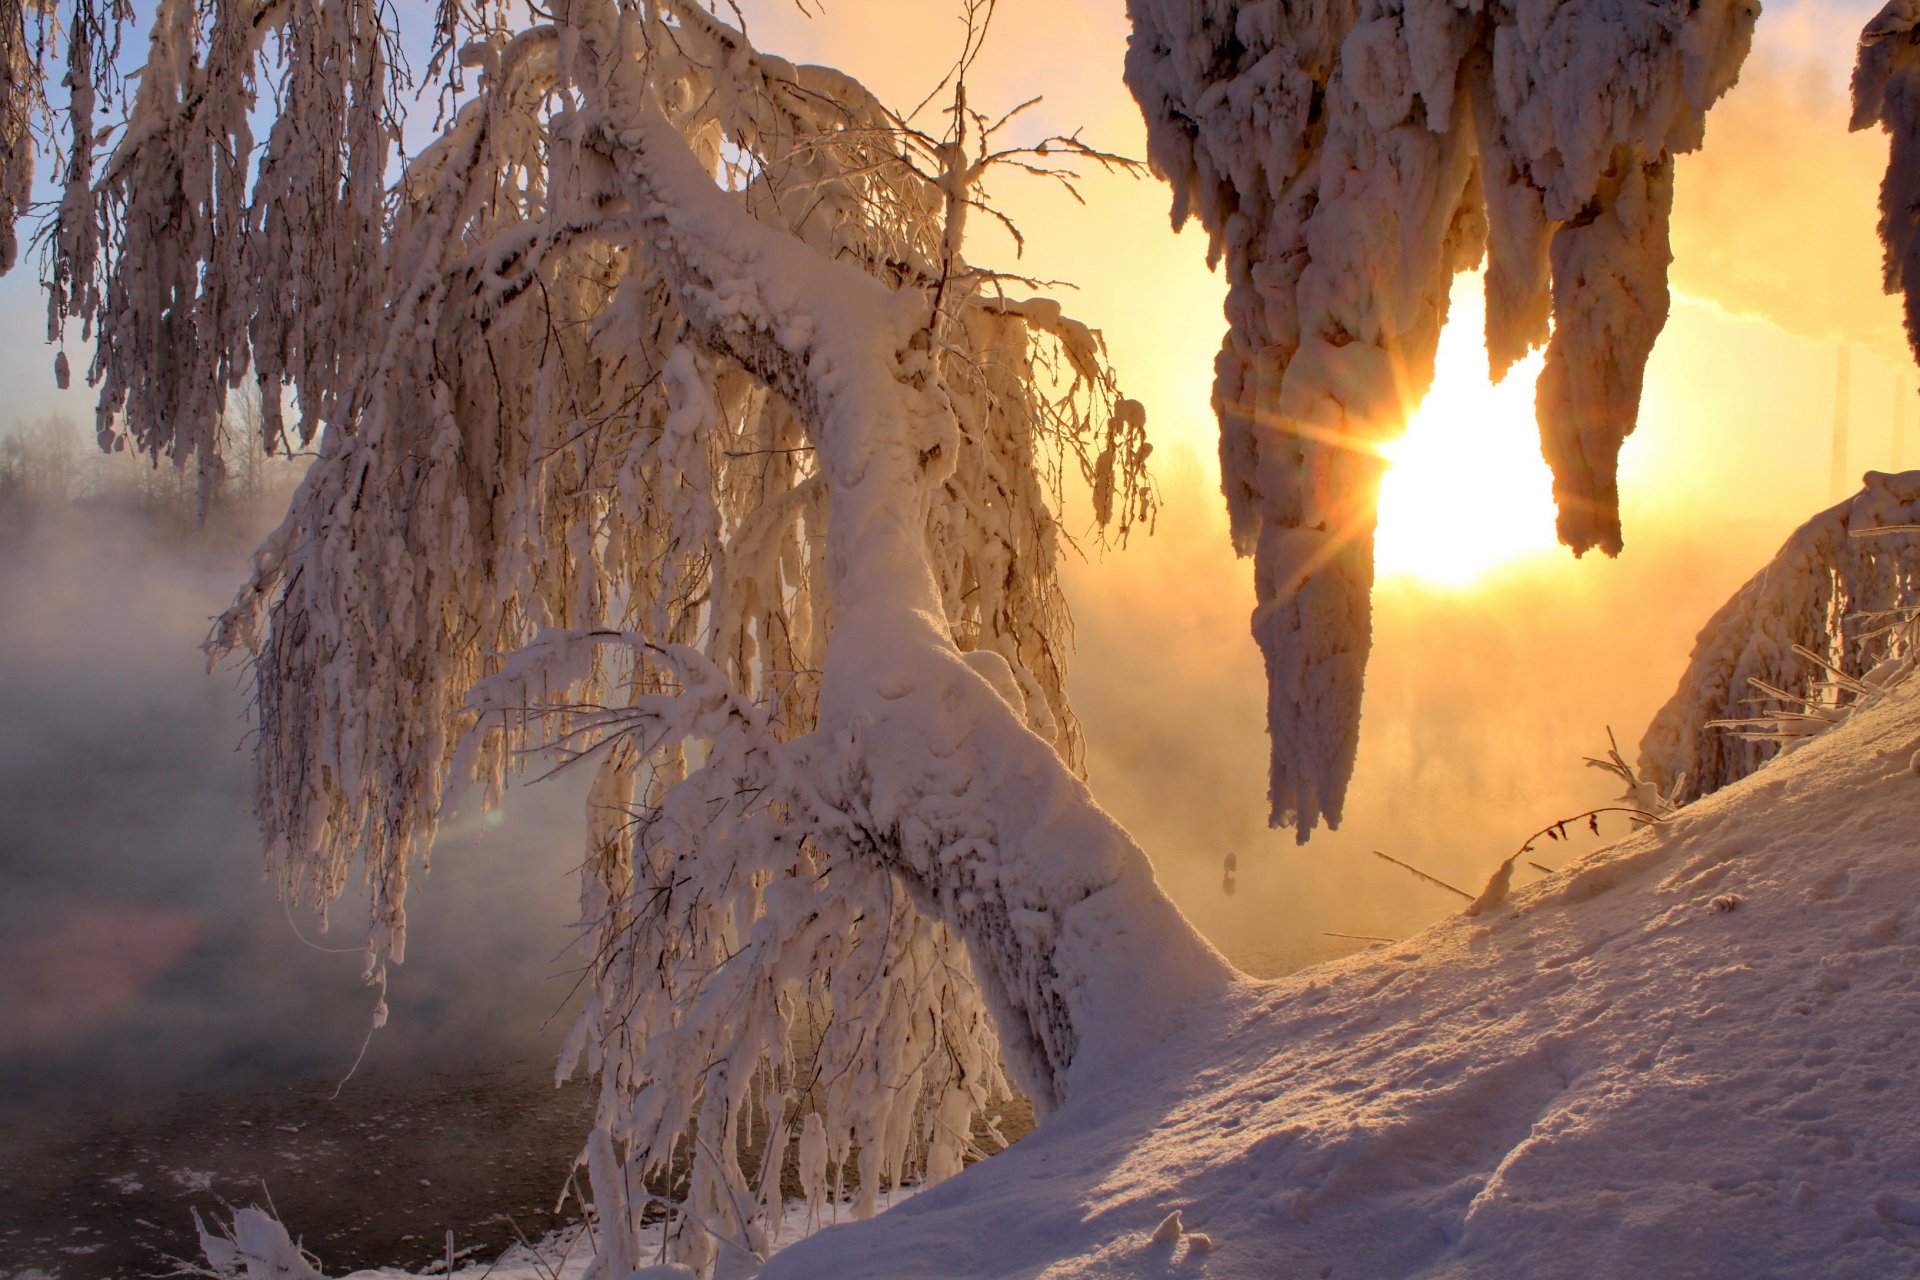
[1373,282,1562,588]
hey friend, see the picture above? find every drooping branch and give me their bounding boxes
[1854,0,1920,369]
[1125,0,1756,841]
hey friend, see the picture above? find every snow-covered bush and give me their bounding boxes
[1640,470,1920,805]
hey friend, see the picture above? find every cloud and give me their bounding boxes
[1671,47,1906,360]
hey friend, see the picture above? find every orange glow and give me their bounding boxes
[1374,280,1561,587]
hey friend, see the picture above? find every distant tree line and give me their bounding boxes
[0,393,305,541]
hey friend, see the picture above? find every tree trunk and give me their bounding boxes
[598,68,1236,1112]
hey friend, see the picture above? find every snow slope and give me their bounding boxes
[763,678,1920,1278]
[216,662,1920,1280]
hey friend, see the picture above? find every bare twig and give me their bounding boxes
[1371,849,1472,901]
[1466,806,1669,917]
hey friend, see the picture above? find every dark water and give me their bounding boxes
[0,506,597,1278]
[0,1063,597,1278]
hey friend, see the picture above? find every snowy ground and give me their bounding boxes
[198,1189,922,1280]
[768,671,1920,1277]
[206,671,1920,1278]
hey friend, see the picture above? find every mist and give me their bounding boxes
[0,495,592,1123]
[1060,461,1778,976]
[1670,47,1904,362]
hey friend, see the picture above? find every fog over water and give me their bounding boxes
[0,498,604,1277]
[0,506,590,1123]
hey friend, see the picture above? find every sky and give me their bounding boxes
[0,0,1909,1007]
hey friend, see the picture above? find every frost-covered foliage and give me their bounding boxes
[196,1206,325,1280]
[1854,1,1920,367]
[2,2,1237,1273]
[1585,729,1680,825]
[1123,0,1757,840]
[0,0,35,274]
[1639,470,1920,806]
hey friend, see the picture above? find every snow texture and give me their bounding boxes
[1124,0,1756,840]
[756,651,1920,1279]
[1640,469,1920,805]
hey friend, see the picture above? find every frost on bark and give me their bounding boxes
[5,1,1232,1272]
[1124,0,1756,840]
[1639,471,1920,806]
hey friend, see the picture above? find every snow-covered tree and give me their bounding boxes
[1855,0,1920,368]
[13,0,1920,1274]
[6,1,1227,1269]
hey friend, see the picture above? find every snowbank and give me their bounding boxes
[765,677,1920,1278]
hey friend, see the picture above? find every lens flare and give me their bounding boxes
[1375,285,1562,587]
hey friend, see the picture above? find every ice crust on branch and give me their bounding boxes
[1639,470,1920,806]
[1124,0,1755,840]
[7,1,1233,1271]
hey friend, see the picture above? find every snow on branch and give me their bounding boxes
[3,0,1200,1269]
[1125,0,1756,840]
[0,0,37,275]
[1639,470,1920,805]
[1853,1,1920,369]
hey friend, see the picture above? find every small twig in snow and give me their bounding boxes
[1371,849,1473,901]
[1467,806,1669,917]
